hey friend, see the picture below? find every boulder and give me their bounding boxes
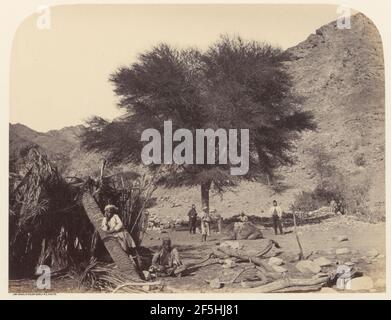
[315,272,329,278]
[313,257,333,267]
[142,270,151,281]
[360,256,373,264]
[374,278,386,288]
[366,249,379,258]
[296,260,321,274]
[289,254,301,263]
[346,276,374,291]
[209,278,222,289]
[222,259,236,269]
[220,241,242,250]
[320,287,338,293]
[225,221,263,240]
[268,257,284,266]
[334,235,349,242]
[336,248,350,255]
[272,265,287,273]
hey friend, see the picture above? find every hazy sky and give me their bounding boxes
[10,4,341,132]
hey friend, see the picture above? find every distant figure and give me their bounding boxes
[336,200,345,215]
[101,204,136,254]
[330,199,337,214]
[238,211,249,222]
[269,200,284,235]
[212,208,223,234]
[200,207,211,242]
[187,204,198,234]
[150,237,182,277]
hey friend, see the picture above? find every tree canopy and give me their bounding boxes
[81,36,316,209]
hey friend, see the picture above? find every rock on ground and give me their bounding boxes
[320,287,338,293]
[366,249,379,258]
[209,278,222,289]
[220,241,242,250]
[313,257,333,267]
[374,278,386,288]
[336,248,351,255]
[346,276,374,291]
[268,257,284,266]
[333,235,349,242]
[296,260,322,274]
[272,265,288,273]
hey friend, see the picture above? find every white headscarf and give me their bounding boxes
[104,204,118,213]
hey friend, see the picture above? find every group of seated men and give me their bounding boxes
[101,200,285,278]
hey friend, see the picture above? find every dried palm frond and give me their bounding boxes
[78,259,161,293]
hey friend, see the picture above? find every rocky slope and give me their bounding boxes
[283,12,384,214]
[9,123,84,173]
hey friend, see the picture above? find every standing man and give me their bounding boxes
[200,207,211,242]
[330,199,337,214]
[187,204,198,234]
[238,211,249,222]
[210,207,222,234]
[214,210,223,234]
[269,200,284,235]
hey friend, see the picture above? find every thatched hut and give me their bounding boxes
[9,147,156,282]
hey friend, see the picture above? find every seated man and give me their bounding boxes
[149,237,183,277]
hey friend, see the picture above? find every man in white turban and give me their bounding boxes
[101,204,136,254]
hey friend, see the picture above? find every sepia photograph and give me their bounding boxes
[5,2,386,297]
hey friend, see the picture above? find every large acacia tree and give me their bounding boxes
[81,36,315,211]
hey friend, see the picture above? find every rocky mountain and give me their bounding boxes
[9,13,385,218]
[283,12,384,214]
[9,123,84,173]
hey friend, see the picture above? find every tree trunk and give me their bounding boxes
[242,276,329,293]
[217,246,275,273]
[201,181,211,212]
[81,193,141,280]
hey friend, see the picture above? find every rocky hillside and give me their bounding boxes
[9,13,385,219]
[283,12,384,214]
[9,123,84,173]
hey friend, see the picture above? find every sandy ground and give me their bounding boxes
[9,215,386,294]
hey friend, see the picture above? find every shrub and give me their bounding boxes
[291,169,384,222]
[353,153,366,166]
[290,191,322,213]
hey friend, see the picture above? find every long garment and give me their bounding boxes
[217,217,222,234]
[101,214,136,253]
[188,208,198,234]
[189,217,197,234]
[151,248,182,275]
[272,215,283,235]
[269,206,283,235]
[201,220,210,236]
